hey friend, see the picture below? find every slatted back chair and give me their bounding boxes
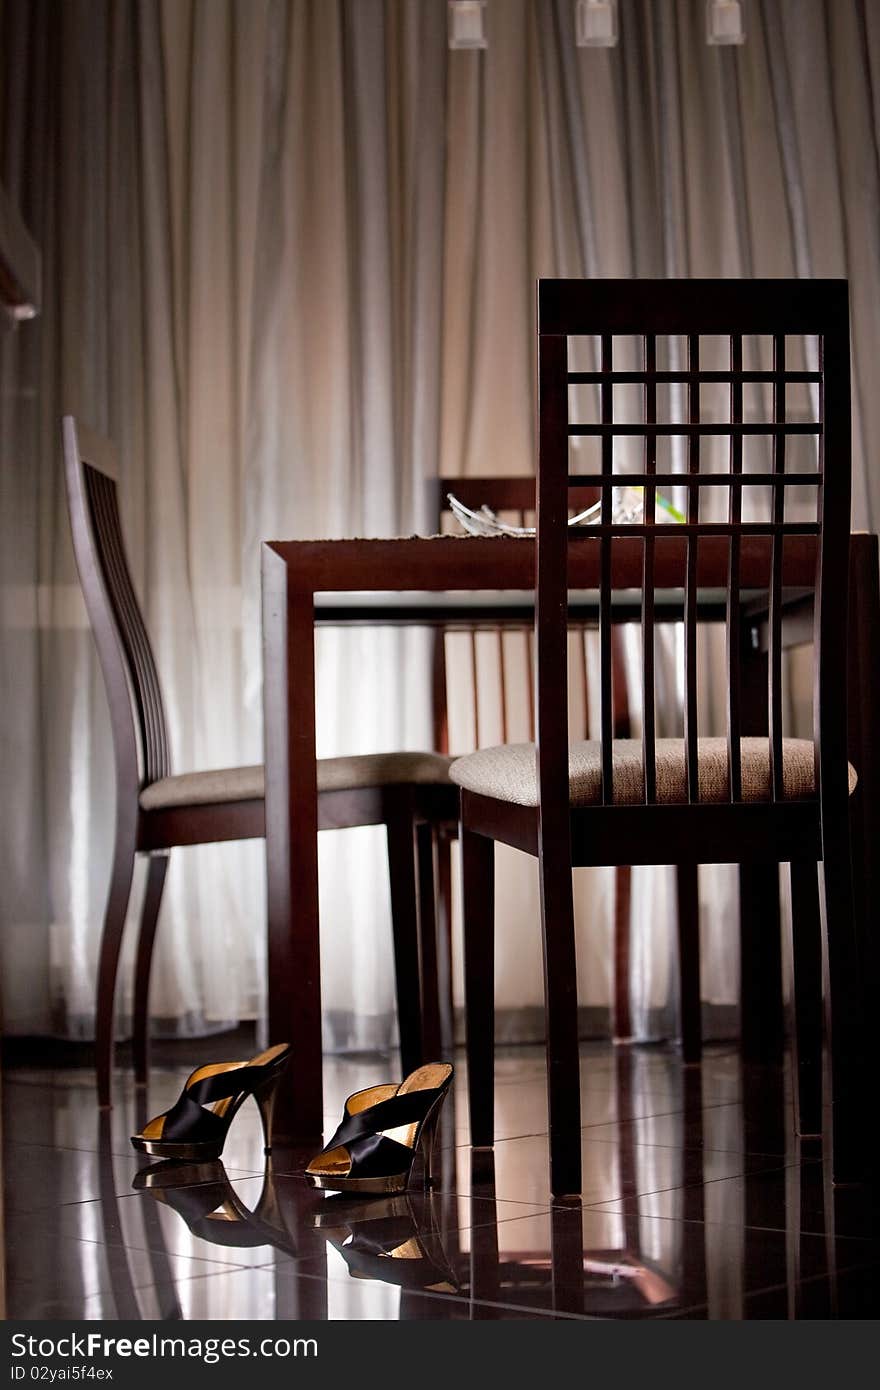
[62,416,457,1107]
[450,279,861,1196]
[433,478,639,1045]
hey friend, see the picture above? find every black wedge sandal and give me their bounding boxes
[305,1062,454,1196]
[130,1043,291,1161]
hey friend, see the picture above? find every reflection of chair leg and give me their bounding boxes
[434,830,456,1051]
[739,864,784,1064]
[821,1162,840,1318]
[272,1165,328,1318]
[386,805,424,1077]
[788,861,823,1136]
[274,1250,328,1319]
[615,1049,642,1251]
[676,864,702,1064]
[680,1067,708,1309]
[742,1065,787,1318]
[468,1150,500,1315]
[551,1204,584,1316]
[821,827,866,1185]
[137,1179,184,1319]
[538,861,581,1197]
[97,1114,141,1319]
[95,831,137,1108]
[461,827,494,1148]
[133,852,170,1087]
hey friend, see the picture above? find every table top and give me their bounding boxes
[265,532,821,594]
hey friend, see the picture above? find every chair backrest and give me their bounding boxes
[62,416,171,795]
[535,278,851,820]
[435,478,631,752]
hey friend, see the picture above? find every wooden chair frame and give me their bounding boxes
[62,416,455,1106]
[458,279,863,1196]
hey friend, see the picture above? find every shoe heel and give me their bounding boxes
[254,1074,283,1154]
[418,1093,447,1190]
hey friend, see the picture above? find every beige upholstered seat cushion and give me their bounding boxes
[449,737,857,808]
[140,751,454,811]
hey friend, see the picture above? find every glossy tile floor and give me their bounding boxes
[2,1042,878,1319]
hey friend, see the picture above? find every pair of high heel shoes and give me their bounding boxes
[131,1045,453,1197]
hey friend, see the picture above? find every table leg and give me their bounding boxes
[262,548,323,1143]
[847,535,879,1026]
[841,535,879,1179]
[739,622,784,1062]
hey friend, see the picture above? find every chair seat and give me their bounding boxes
[449,737,857,808]
[140,751,455,812]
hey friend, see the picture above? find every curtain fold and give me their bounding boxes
[2,0,878,1046]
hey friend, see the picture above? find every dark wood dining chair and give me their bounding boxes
[62,415,457,1107]
[450,278,863,1196]
[435,478,703,1059]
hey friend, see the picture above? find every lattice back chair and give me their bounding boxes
[450,280,861,1196]
[62,416,457,1107]
[436,478,705,1057]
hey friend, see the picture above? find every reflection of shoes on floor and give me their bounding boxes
[314,1191,461,1295]
[133,1156,302,1256]
[309,1191,415,1229]
[132,1159,225,1193]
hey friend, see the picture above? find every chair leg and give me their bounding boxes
[386,807,424,1077]
[435,828,456,1051]
[132,852,170,1087]
[788,860,823,1137]
[460,823,494,1148]
[95,833,137,1108]
[676,864,702,1064]
[739,863,784,1063]
[537,851,582,1197]
[820,825,867,1184]
[416,822,443,1060]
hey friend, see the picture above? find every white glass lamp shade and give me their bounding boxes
[706,0,746,45]
[448,1,488,50]
[575,0,618,48]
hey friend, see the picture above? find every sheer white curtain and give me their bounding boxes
[2,0,878,1046]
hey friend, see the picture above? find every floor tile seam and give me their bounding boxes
[577,1131,802,1161]
[23,1198,559,1261]
[577,1202,880,1247]
[36,1225,285,1268]
[19,1174,269,1214]
[9,1236,253,1291]
[573,1158,810,1208]
[391,1161,814,1210]
[248,1263,601,1320]
[5,1138,267,1177]
[737,1262,880,1305]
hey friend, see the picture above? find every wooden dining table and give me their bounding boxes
[260,531,879,1150]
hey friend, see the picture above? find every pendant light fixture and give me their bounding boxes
[448,1,488,50]
[706,0,746,45]
[575,0,619,48]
